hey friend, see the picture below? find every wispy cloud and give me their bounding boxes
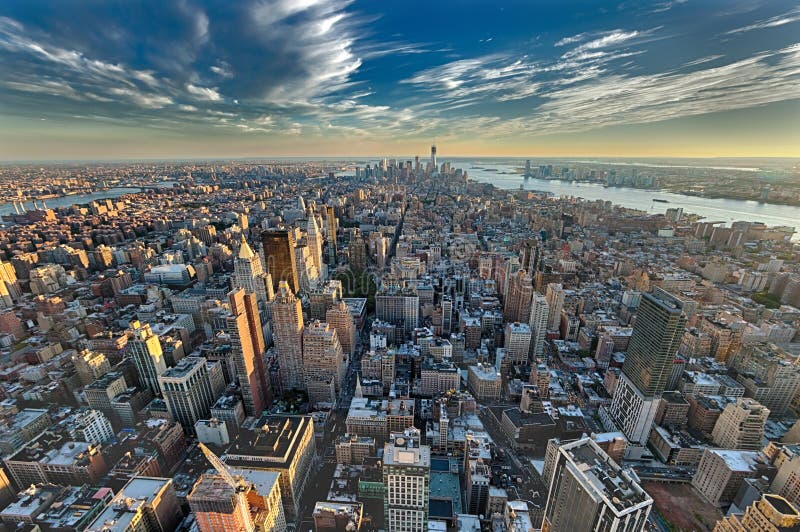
[724,7,800,34]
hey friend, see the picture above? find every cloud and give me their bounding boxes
[186,84,222,101]
[724,7,800,34]
[525,43,800,135]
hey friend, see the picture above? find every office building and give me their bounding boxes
[189,469,285,532]
[128,321,167,397]
[307,215,324,278]
[383,427,431,532]
[505,322,532,366]
[4,430,108,488]
[545,283,565,331]
[468,364,501,401]
[272,281,305,392]
[73,349,112,386]
[327,300,356,357]
[223,415,316,520]
[376,281,419,339]
[714,494,800,531]
[261,229,299,294]
[233,237,274,309]
[503,269,533,324]
[326,205,338,265]
[85,477,181,532]
[528,293,549,360]
[729,343,800,416]
[466,459,490,516]
[712,398,769,451]
[226,288,270,416]
[158,357,219,434]
[542,438,653,532]
[606,289,687,446]
[692,449,763,506]
[303,321,346,405]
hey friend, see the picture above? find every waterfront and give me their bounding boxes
[459,161,800,236]
[0,187,140,216]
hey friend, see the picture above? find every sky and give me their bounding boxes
[0,0,799,160]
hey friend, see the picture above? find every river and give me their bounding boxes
[0,187,140,216]
[458,161,799,238]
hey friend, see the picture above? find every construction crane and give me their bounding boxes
[198,442,242,489]
[198,443,255,532]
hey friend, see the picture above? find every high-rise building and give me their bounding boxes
[226,289,270,417]
[189,469,285,532]
[376,281,419,339]
[692,449,762,506]
[542,438,653,532]
[261,229,299,294]
[441,295,453,335]
[272,281,305,392]
[528,292,549,360]
[466,459,490,516]
[307,215,324,279]
[545,283,565,331]
[128,320,167,397]
[383,427,430,532]
[158,357,219,434]
[72,349,112,386]
[714,494,800,531]
[430,144,437,169]
[233,237,274,309]
[223,415,316,521]
[327,300,356,357]
[303,321,346,405]
[504,269,533,324]
[606,289,687,446]
[326,206,338,266]
[504,322,532,366]
[711,398,769,450]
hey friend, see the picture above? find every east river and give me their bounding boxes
[459,161,799,238]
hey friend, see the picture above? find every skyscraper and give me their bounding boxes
[383,427,430,532]
[545,283,564,331]
[711,398,769,450]
[158,357,219,434]
[226,289,270,417]
[326,300,356,357]
[528,292,549,360]
[326,206,338,266]
[303,321,346,405]
[441,295,453,335]
[504,322,532,366]
[128,320,167,397]
[261,229,299,294]
[503,269,533,323]
[542,438,653,532]
[430,144,437,169]
[233,237,273,309]
[272,281,305,391]
[606,288,687,446]
[307,214,324,278]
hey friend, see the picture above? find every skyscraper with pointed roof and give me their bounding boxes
[233,237,273,308]
[307,214,324,281]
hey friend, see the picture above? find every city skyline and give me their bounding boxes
[1,0,799,160]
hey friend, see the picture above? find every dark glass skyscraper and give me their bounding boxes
[621,288,687,397]
[261,228,299,294]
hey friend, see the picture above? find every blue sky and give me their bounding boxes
[0,0,799,159]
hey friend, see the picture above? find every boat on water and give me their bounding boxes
[652,198,669,203]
